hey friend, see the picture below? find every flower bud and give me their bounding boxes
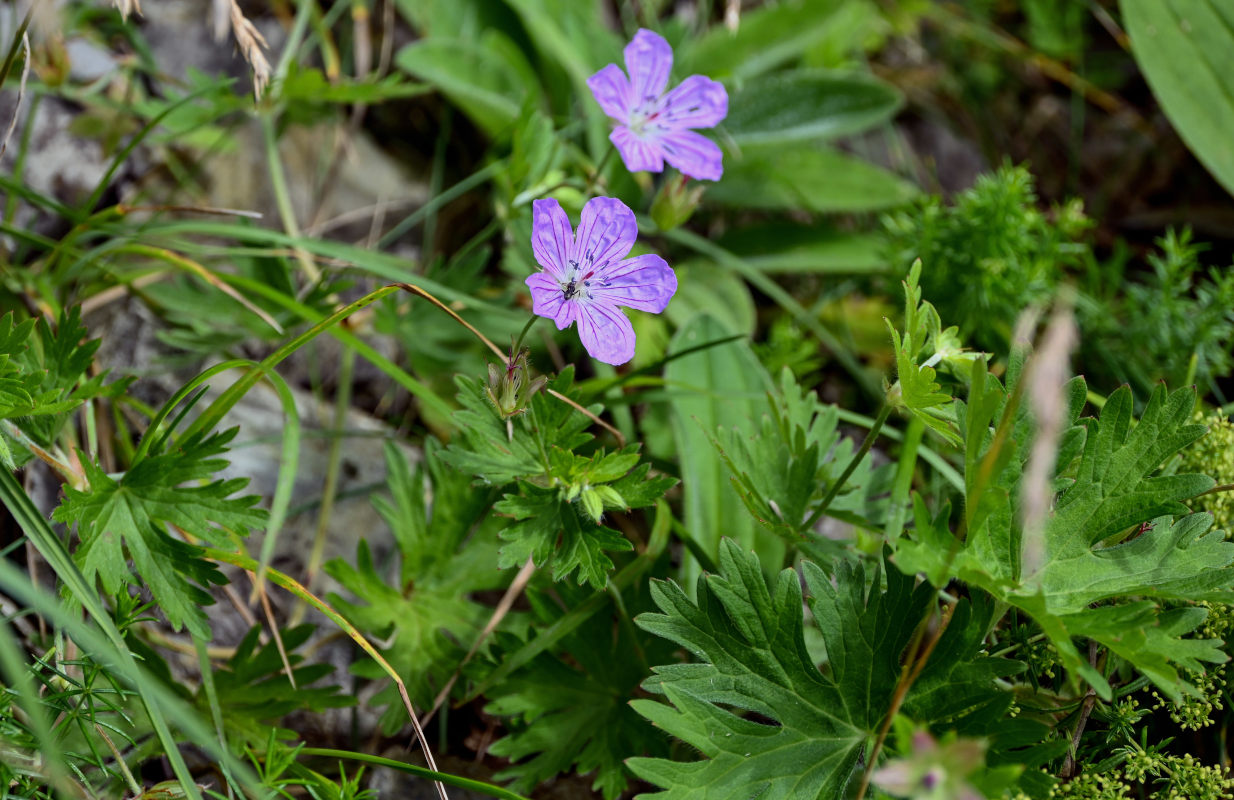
[650,174,704,232]
[485,348,547,419]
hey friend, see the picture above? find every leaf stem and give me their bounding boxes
[801,403,893,533]
[854,601,957,800]
[512,314,540,356]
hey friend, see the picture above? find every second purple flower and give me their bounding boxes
[587,29,728,181]
[525,196,677,366]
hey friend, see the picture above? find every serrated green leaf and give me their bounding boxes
[484,581,673,800]
[494,483,633,589]
[325,440,508,729]
[53,429,265,636]
[198,624,352,751]
[711,368,894,540]
[440,367,593,486]
[629,540,934,799]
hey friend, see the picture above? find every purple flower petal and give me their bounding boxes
[658,130,724,181]
[531,198,574,280]
[573,196,637,272]
[576,301,636,365]
[610,127,665,174]
[525,273,577,329]
[592,254,676,313]
[661,74,728,128]
[624,29,672,103]
[586,63,632,122]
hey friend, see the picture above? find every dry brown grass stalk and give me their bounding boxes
[226,0,272,99]
[111,0,142,21]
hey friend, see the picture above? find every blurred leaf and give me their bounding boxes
[502,0,620,88]
[664,262,757,336]
[719,223,886,275]
[395,32,540,137]
[665,315,780,585]
[680,0,846,80]
[1122,0,1234,198]
[279,66,429,106]
[725,70,902,146]
[709,144,918,213]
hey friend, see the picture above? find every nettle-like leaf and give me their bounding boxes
[325,440,509,730]
[711,367,894,540]
[483,580,674,800]
[197,624,351,751]
[631,541,914,798]
[885,261,971,446]
[53,428,266,637]
[630,540,1036,799]
[492,454,675,588]
[0,308,131,466]
[494,443,673,589]
[440,366,593,486]
[896,370,1233,700]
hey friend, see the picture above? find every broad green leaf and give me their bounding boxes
[630,541,1029,799]
[708,144,918,213]
[395,33,539,137]
[664,314,780,585]
[325,440,509,728]
[664,262,757,336]
[725,70,902,146]
[1122,0,1234,198]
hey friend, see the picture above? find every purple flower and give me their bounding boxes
[587,28,728,181]
[525,196,676,366]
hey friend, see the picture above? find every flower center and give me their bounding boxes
[561,259,612,303]
[629,93,667,137]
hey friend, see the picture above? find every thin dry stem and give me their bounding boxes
[420,556,537,729]
[257,581,297,690]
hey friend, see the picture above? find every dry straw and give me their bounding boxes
[111,0,270,99]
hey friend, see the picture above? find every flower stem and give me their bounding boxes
[512,314,541,357]
[800,403,893,533]
[585,146,616,196]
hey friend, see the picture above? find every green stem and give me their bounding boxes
[883,416,924,543]
[801,403,893,532]
[511,314,540,356]
[261,113,321,283]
